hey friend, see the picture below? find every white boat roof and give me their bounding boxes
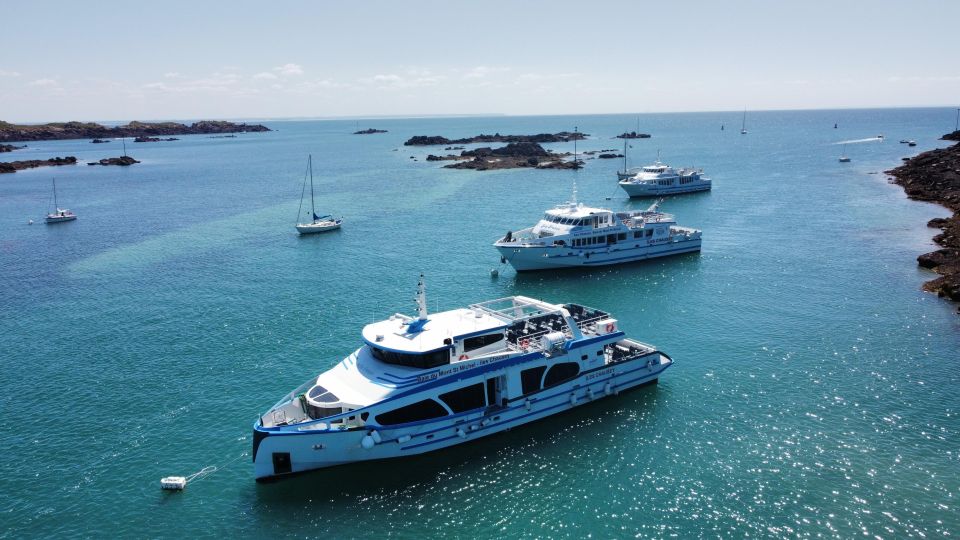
[545,202,612,219]
[361,307,506,353]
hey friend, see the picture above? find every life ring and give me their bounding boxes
[520,338,530,349]
[459,354,469,360]
[605,322,615,333]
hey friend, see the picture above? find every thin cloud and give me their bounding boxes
[253,72,278,80]
[28,78,57,87]
[274,63,304,76]
[0,69,21,77]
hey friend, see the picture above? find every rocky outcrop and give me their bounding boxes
[133,136,178,142]
[886,133,960,305]
[87,156,140,166]
[0,156,76,174]
[615,131,651,139]
[354,128,387,134]
[0,144,26,152]
[0,119,271,142]
[943,130,960,142]
[91,139,110,143]
[597,153,625,159]
[435,142,581,171]
[405,131,587,146]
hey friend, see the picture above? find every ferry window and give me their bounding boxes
[581,354,588,361]
[645,229,653,238]
[486,379,497,406]
[521,366,547,395]
[370,346,450,369]
[607,234,616,244]
[463,333,504,352]
[634,231,641,239]
[440,383,486,413]
[617,233,626,241]
[543,362,580,388]
[375,399,448,426]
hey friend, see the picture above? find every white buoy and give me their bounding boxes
[28,219,34,225]
[160,476,187,490]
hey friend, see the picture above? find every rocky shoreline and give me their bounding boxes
[354,128,387,134]
[1,143,27,152]
[0,120,270,142]
[405,131,586,146]
[426,142,579,171]
[886,130,960,304]
[0,156,77,174]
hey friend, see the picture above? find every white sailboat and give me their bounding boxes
[740,108,748,135]
[295,154,342,235]
[838,144,851,163]
[44,178,77,224]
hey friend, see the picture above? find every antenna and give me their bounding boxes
[416,274,428,321]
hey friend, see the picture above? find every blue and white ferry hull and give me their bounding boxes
[496,237,701,272]
[618,180,711,198]
[253,347,671,480]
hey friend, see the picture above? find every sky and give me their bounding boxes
[1,0,958,123]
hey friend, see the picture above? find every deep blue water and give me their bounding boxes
[1,109,958,538]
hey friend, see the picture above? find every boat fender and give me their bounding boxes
[459,354,469,360]
[469,424,479,431]
[456,428,467,439]
[604,382,613,396]
[525,398,532,411]
[370,430,382,444]
[570,393,577,405]
[605,323,615,333]
[397,435,412,444]
[361,435,375,450]
[586,387,594,400]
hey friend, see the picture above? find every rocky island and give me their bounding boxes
[0,156,76,174]
[0,120,270,143]
[91,138,110,144]
[887,130,960,304]
[134,136,179,142]
[615,131,651,139]
[405,131,586,146]
[426,142,580,171]
[1,144,26,152]
[354,128,387,134]
[87,156,140,167]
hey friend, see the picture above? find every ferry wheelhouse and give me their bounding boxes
[252,278,672,480]
[618,161,711,197]
[493,200,701,272]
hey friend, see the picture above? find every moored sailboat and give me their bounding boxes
[44,178,77,224]
[295,154,342,235]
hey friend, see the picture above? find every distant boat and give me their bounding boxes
[838,144,851,163]
[740,109,748,135]
[834,123,838,129]
[295,155,342,235]
[45,178,77,224]
[908,140,917,147]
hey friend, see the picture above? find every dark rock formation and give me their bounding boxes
[0,144,27,152]
[91,139,110,143]
[0,119,270,142]
[615,131,651,139]
[354,128,387,135]
[886,132,960,304]
[0,156,76,174]
[134,136,179,142]
[405,131,587,146]
[87,156,140,167]
[436,142,580,171]
[598,153,625,159]
[943,130,960,142]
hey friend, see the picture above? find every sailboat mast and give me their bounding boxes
[742,109,746,131]
[623,135,627,174]
[52,178,58,209]
[308,154,316,219]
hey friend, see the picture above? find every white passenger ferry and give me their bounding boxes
[252,278,672,481]
[493,199,701,272]
[618,161,711,197]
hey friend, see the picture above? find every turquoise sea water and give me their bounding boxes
[1,109,958,538]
